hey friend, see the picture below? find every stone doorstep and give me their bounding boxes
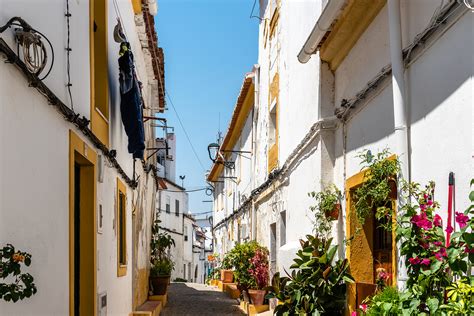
[225,284,241,299]
[132,300,162,316]
[149,293,168,307]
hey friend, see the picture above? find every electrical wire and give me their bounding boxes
[161,187,209,193]
[65,0,73,110]
[154,58,207,173]
[4,20,54,81]
[249,0,262,21]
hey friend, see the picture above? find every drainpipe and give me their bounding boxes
[251,64,260,241]
[388,0,409,288]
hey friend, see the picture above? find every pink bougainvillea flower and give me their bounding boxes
[464,246,474,254]
[433,214,442,227]
[427,200,433,206]
[411,214,421,224]
[435,248,448,261]
[433,241,442,247]
[359,304,368,312]
[351,311,358,316]
[420,242,429,249]
[409,257,420,265]
[420,258,430,266]
[445,225,453,234]
[420,204,427,211]
[411,212,433,230]
[455,212,469,229]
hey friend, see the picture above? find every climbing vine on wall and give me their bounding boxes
[0,244,37,302]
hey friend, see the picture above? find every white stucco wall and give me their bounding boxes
[0,0,160,314]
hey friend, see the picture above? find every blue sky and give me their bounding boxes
[155,0,259,214]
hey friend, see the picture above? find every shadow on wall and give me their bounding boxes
[336,13,472,157]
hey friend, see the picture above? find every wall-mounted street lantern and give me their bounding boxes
[207,142,252,170]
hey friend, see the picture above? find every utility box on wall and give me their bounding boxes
[98,292,107,316]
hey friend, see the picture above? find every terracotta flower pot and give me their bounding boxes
[220,269,233,283]
[248,289,266,306]
[150,275,170,295]
[325,203,341,220]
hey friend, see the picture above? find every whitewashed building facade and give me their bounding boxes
[209,0,473,313]
[0,0,165,315]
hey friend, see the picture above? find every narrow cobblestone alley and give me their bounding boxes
[161,283,244,316]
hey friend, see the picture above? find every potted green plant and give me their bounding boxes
[248,248,269,306]
[353,149,400,228]
[310,185,343,221]
[220,254,234,283]
[267,235,354,315]
[149,219,175,295]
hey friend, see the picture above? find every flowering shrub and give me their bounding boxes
[375,267,390,291]
[357,180,474,315]
[0,244,37,302]
[248,248,269,290]
[225,241,268,291]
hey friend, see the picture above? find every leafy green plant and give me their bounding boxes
[309,185,342,239]
[0,244,37,302]
[150,258,174,277]
[267,235,354,315]
[150,218,175,276]
[440,278,474,315]
[225,241,268,291]
[361,286,401,316]
[353,149,400,228]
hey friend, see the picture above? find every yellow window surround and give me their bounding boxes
[117,178,127,277]
[90,0,110,147]
[267,73,279,173]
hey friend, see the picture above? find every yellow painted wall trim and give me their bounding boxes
[117,177,128,277]
[131,0,142,14]
[90,0,110,147]
[320,0,386,71]
[69,130,97,316]
[269,8,279,39]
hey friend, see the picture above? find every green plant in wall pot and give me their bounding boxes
[0,244,37,302]
[309,185,343,240]
[267,235,354,315]
[149,218,175,295]
[354,149,400,229]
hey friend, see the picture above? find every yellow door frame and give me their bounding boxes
[117,178,128,277]
[69,130,97,316]
[345,167,397,313]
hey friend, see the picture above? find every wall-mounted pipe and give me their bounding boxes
[388,0,410,287]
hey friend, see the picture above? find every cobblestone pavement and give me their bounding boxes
[161,282,244,316]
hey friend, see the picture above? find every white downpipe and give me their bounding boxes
[251,65,260,241]
[388,0,409,287]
